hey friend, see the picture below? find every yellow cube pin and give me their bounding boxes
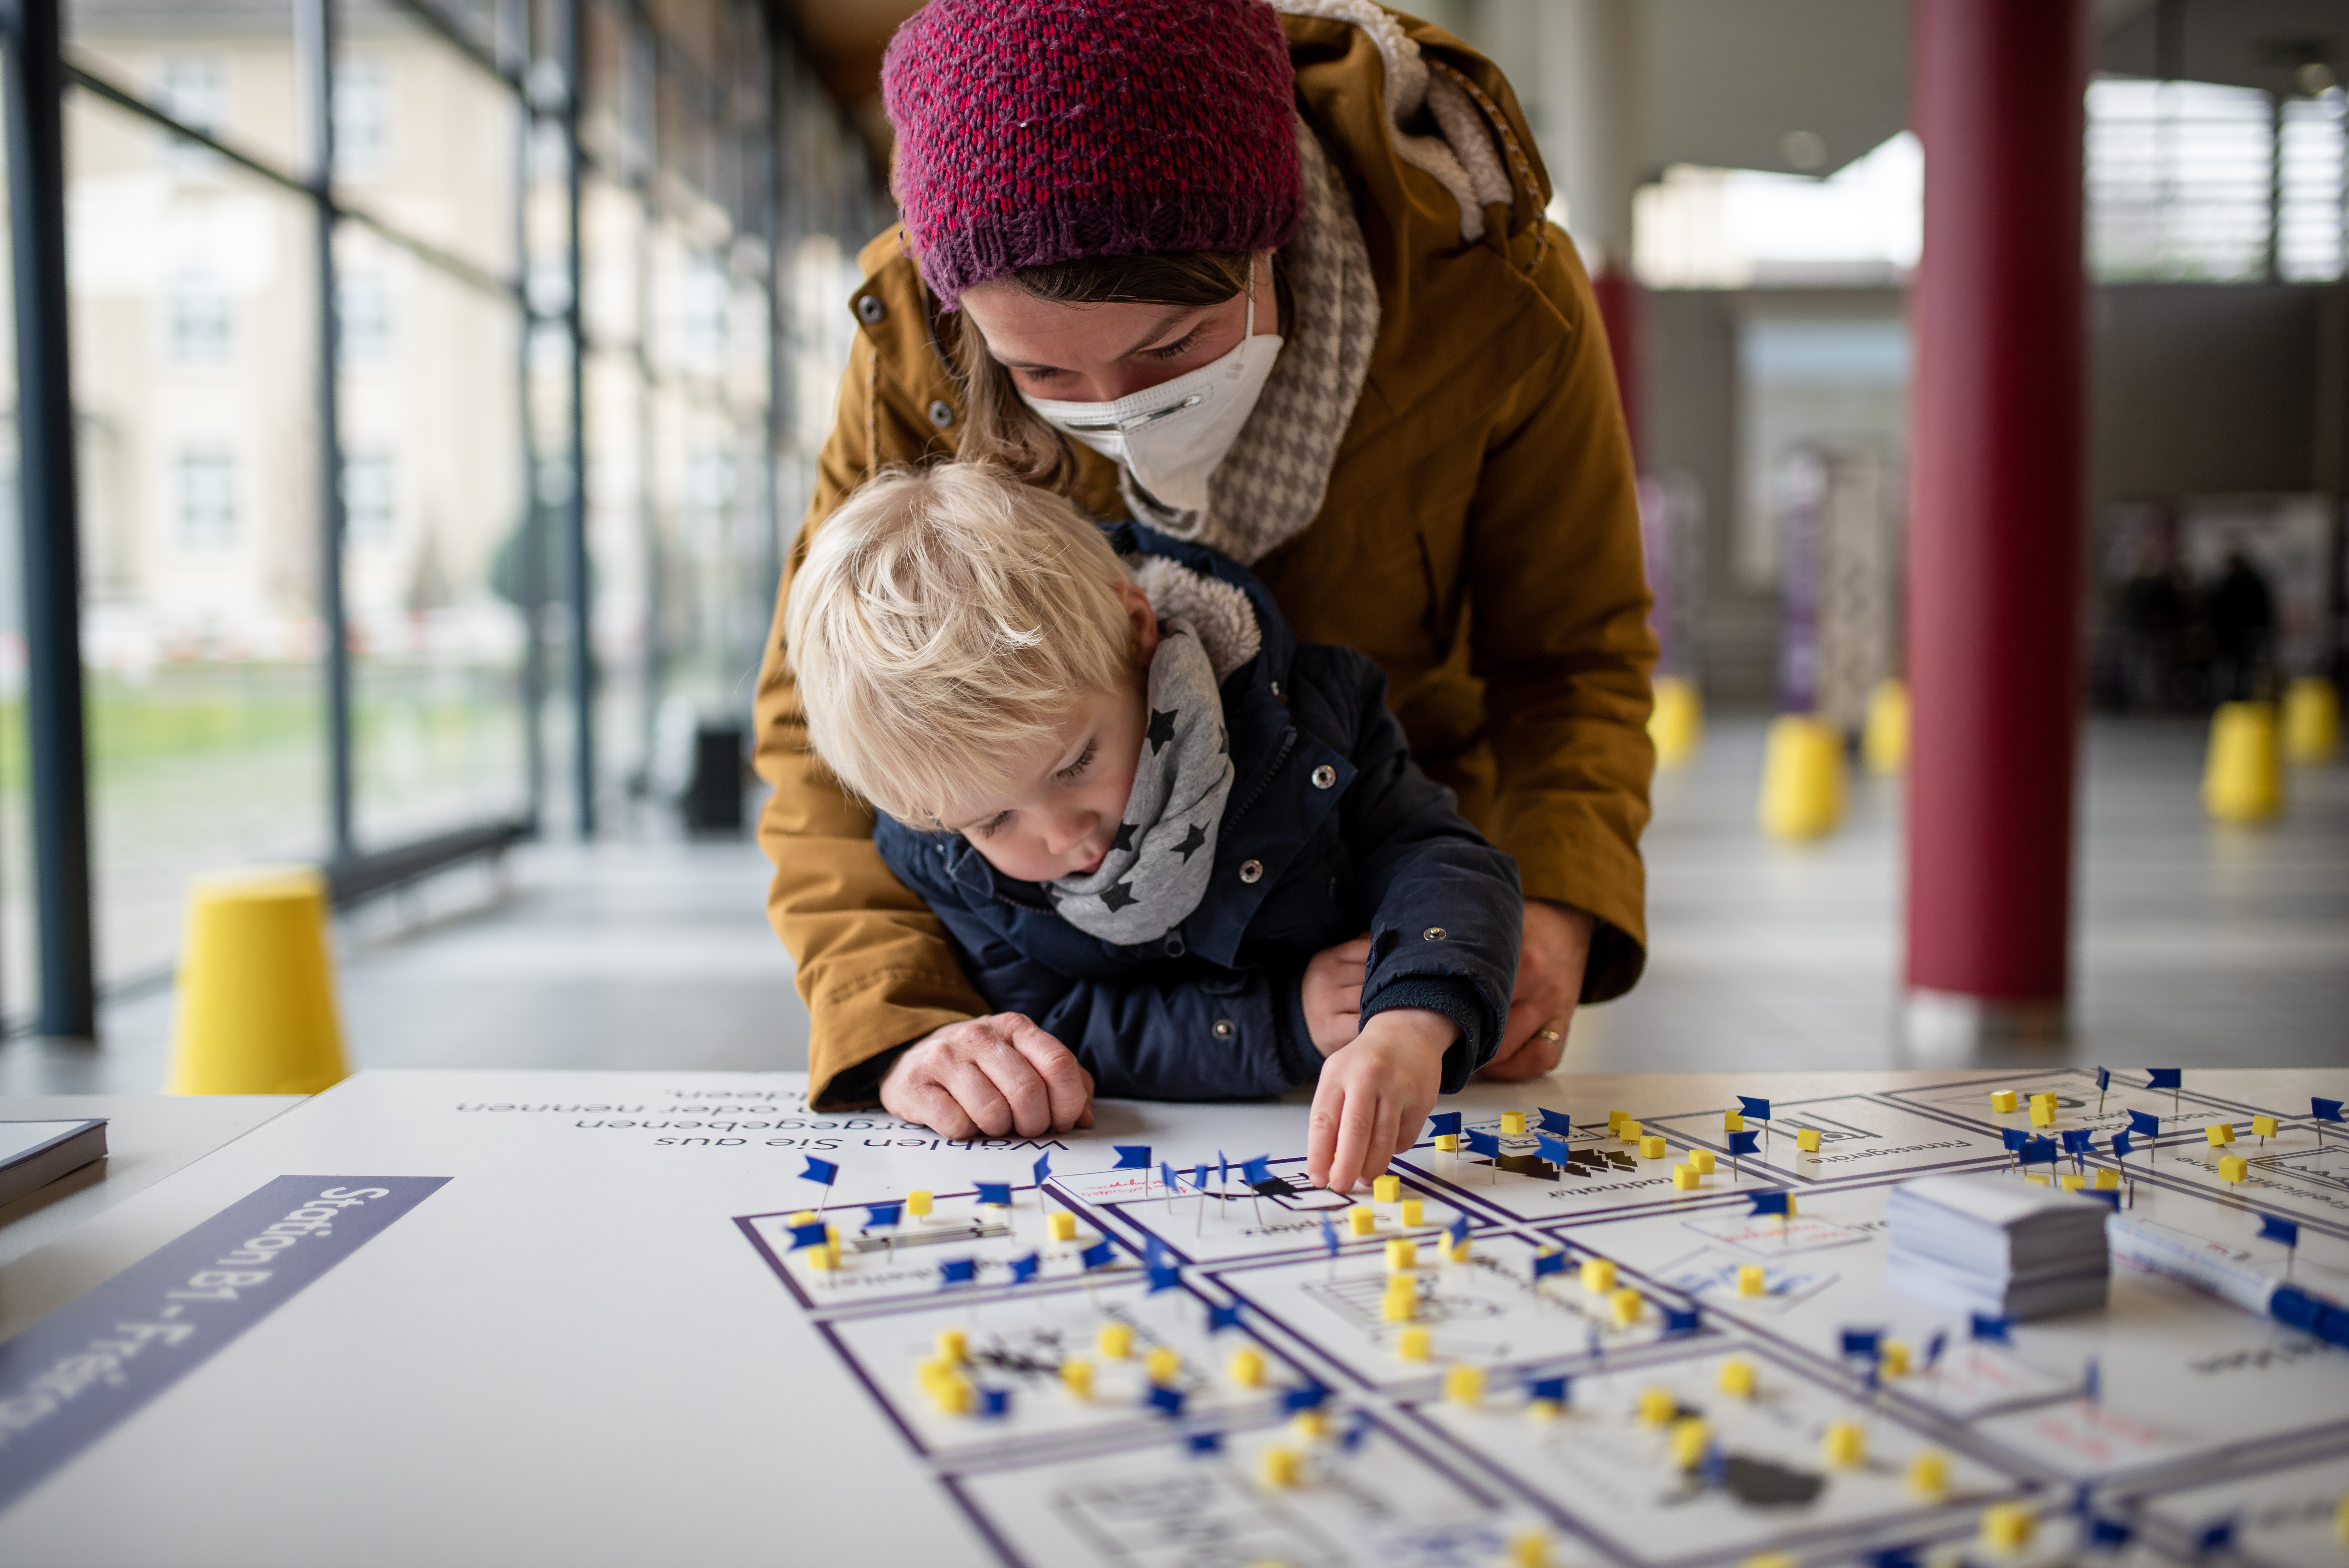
[2219,1155,2249,1183]
[1290,1409,1329,1441]
[1060,1358,1093,1398]
[936,1327,969,1363]
[1724,1110,1745,1131]
[1500,1111,1527,1136]
[1823,1420,1865,1466]
[2253,1115,2279,1139]
[1636,1386,1676,1425]
[1982,1503,2034,1551]
[1620,1119,1644,1143]
[1691,1148,1717,1174]
[1048,1211,1077,1242]
[2026,1174,2050,1187]
[1610,1286,1643,1325]
[1738,1263,1767,1297]
[1670,1417,1710,1468]
[1639,1135,1667,1158]
[2060,1172,2086,1191]
[1580,1257,1616,1294]
[1796,1128,1822,1153]
[1257,1445,1302,1490]
[1880,1339,1911,1377]
[1399,1199,1424,1227]
[1383,1285,1417,1322]
[906,1190,934,1219]
[1349,1207,1378,1237]
[2030,1102,2056,1127]
[2206,1123,2235,1146]
[1386,1238,1418,1272]
[1718,1357,1757,1398]
[1433,1133,1459,1153]
[1146,1346,1181,1385]
[1509,1531,1551,1568]
[1227,1348,1265,1388]
[1909,1450,1950,1496]
[1098,1323,1134,1359]
[1991,1090,2018,1113]
[1397,1327,1433,1361]
[1608,1110,1628,1134]
[2095,1166,2120,1189]
[1672,1165,1701,1191]
[1445,1365,1485,1405]
[1373,1175,1402,1203]
[1743,1556,1797,1568]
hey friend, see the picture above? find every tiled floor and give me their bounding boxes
[1,716,2340,1096]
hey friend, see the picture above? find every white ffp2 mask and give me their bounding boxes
[1020,262,1281,517]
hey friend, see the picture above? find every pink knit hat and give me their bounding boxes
[881,0,1303,308]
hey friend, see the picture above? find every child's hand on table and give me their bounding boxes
[1306,1006,1452,1193]
[880,1014,1095,1139]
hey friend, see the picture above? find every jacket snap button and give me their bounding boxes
[927,398,954,429]
[1212,1019,1235,1039]
[1310,764,1336,789]
[1269,680,1281,697]
[1238,859,1264,884]
[855,294,886,324]
[1423,926,1447,941]
[1164,933,1186,957]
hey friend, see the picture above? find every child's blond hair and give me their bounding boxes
[784,463,1135,827]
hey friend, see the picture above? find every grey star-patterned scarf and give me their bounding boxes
[1046,618,1234,945]
[1118,118,1380,567]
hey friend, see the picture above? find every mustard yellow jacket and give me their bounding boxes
[754,10,1657,1109]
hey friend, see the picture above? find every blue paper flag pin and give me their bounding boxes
[2089,1518,2133,1548]
[864,1201,903,1229]
[1924,1329,1948,1369]
[1727,1130,1759,1156]
[1340,1410,1374,1453]
[2128,1108,2162,1139]
[1664,1307,1700,1337]
[1536,1133,1574,1166]
[1527,1376,1568,1404]
[788,1221,829,1250]
[799,1156,839,1187]
[2062,1128,2094,1153]
[2317,1096,2345,1122]
[2196,1519,2237,1553]
[2083,1357,2101,1404]
[1428,1111,1463,1137]
[1281,1384,1330,1413]
[1970,1313,2012,1343]
[2258,1213,2300,1247]
[2147,1068,2183,1089]
[1148,1263,1182,1293]
[1192,1163,1209,1192]
[1532,1249,1567,1279]
[2021,1137,2058,1166]
[1114,1146,1151,1169]
[1186,1431,1223,1455]
[1240,1156,1273,1187]
[1749,1190,1792,1216]
[1208,1303,1243,1333]
[1009,1252,1041,1285]
[1161,1161,1181,1197]
[1868,1550,1919,1568]
[2001,1127,2030,1153]
[975,1181,1012,1208]
[2113,1130,2136,1161]
[1537,1108,1572,1135]
[980,1387,1010,1418]
[2085,1190,2119,1210]
[1032,1153,1052,1186]
[940,1258,978,1286]
[1447,1215,1470,1251]
[1147,1385,1185,1416]
[1464,1129,1502,1157]
[1841,1329,1882,1360]
[1737,1095,1772,1121]
[1217,1151,1230,1187]
[1320,1215,1340,1257]
[1079,1240,1115,1271]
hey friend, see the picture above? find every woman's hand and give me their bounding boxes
[879,1014,1095,1139]
[1306,1007,1451,1192]
[1482,900,1595,1082]
[1300,934,1372,1055]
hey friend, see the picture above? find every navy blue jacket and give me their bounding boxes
[874,524,1522,1102]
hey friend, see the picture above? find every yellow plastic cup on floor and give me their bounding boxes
[2283,676,2340,763]
[168,865,348,1095]
[1757,713,1845,840]
[1649,675,1704,769]
[2204,701,2283,823]
[1864,678,1910,775]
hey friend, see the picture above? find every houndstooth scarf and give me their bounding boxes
[1046,618,1234,945]
[1119,119,1380,567]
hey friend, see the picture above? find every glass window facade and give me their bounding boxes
[0,0,883,1027]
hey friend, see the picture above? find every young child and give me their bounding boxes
[784,464,1522,1191]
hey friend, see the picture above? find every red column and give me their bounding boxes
[1904,0,2090,1037]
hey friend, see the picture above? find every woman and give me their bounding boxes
[754,0,1655,1133]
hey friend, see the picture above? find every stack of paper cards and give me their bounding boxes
[1884,1172,2110,1319]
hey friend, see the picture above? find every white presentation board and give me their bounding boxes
[0,1066,2344,1568]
